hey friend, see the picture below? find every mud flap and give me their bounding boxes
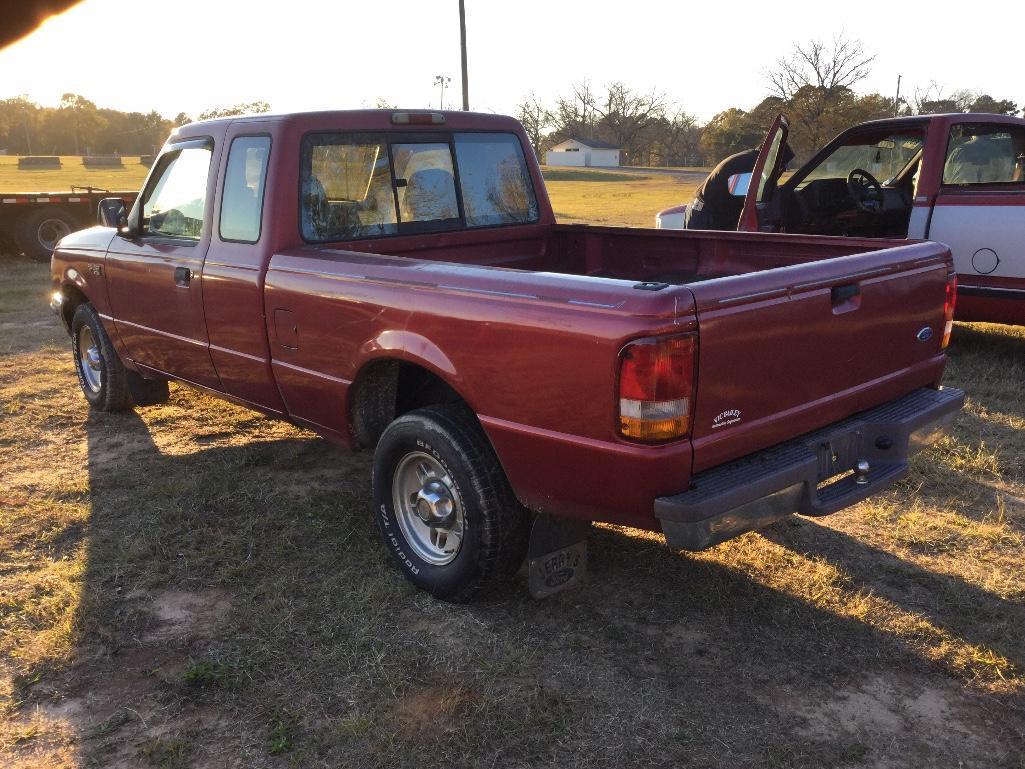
[527,515,589,599]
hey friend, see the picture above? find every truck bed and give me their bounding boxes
[265,224,952,528]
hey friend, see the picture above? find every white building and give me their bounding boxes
[545,138,621,167]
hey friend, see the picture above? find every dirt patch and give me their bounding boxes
[789,674,1009,766]
[143,589,233,643]
[391,677,475,742]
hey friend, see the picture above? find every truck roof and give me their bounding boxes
[856,112,1025,130]
[172,109,523,139]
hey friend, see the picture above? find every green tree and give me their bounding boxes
[197,101,271,120]
[54,93,106,154]
[699,108,764,163]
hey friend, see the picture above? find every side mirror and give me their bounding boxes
[97,197,127,228]
[727,172,752,197]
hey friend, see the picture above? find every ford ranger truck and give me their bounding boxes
[49,109,964,600]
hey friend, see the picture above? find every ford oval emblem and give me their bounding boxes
[917,326,934,342]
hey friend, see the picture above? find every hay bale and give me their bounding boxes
[18,156,62,169]
[83,155,124,167]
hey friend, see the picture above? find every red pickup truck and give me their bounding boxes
[50,109,963,599]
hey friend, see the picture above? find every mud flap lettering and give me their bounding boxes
[527,514,589,599]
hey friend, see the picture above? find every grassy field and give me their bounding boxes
[0,156,150,194]
[541,166,699,226]
[1,173,1024,768]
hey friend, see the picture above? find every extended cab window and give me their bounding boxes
[454,133,538,227]
[943,124,1025,185]
[392,143,460,226]
[301,134,398,241]
[220,136,270,242]
[143,143,213,239]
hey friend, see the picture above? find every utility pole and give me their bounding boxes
[459,0,469,110]
[434,75,451,110]
[894,74,902,117]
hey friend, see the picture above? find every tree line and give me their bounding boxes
[519,36,1019,167]
[2,36,1018,166]
[0,95,269,156]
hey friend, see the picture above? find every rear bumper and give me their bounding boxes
[656,386,965,550]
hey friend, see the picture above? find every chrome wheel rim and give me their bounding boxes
[391,451,464,565]
[37,218,72,251]
[77,325,102,393]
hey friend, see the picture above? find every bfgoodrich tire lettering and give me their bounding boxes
[372,405,530,600]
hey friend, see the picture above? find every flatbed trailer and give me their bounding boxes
[0,186,138,261]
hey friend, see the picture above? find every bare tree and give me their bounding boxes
[765,35,876,156]
[516,93,554,158]
[767,35,875,100]
[552,81,667,163]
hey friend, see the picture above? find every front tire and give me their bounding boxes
[372,405,530,600]
[71,303,132,411]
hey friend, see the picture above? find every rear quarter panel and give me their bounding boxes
[264,248,697,528]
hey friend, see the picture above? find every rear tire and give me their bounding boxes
[16,208,77,263]
[71,303,132,411]
[372,405,530,600]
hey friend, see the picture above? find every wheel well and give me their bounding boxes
[60,284,88,331]
[349,360,466,448]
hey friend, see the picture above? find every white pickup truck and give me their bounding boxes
[659,113,1025,326]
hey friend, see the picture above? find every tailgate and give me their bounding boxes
[687,241,953,473]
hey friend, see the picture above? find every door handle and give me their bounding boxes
[174,266,193,287]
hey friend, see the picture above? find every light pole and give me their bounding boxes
[434,75,451,110]
[459,0,469,110]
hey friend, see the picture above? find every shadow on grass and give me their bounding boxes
[56,407,1023,768]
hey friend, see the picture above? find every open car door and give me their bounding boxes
[738,113,789,232]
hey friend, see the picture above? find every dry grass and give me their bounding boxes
[541,165,699,227]
[0,156,149,194]
[1,178,1024,766]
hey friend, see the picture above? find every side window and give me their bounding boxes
[300,133,397,242]
[454,133,538,227]
[391,143,459,225]
[143,144,213,239]
[220,136,270,242]
[943,124,1025,186]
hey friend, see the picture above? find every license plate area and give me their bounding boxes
[813,430,862,483]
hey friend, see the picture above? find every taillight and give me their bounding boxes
[618,335,696,442]
[942,274,957,349]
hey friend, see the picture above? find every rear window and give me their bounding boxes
[454,133,538,227]
[943,124,1025,185]
[299,131,538,242]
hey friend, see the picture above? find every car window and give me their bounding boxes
[300,133,398,242]
[454,133,538,227]
[391,143,460,224]
[143,145,213,239]
[943,124,1025,185]
[220,136,270,242]
[798,131,925,188]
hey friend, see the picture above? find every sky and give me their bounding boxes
[1,0,1021,123]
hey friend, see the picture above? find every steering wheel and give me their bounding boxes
[846,168,884,214]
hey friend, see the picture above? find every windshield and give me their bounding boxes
[798,130,925,188]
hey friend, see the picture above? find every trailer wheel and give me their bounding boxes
[17,207,77,262]
[372,405,530,600]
